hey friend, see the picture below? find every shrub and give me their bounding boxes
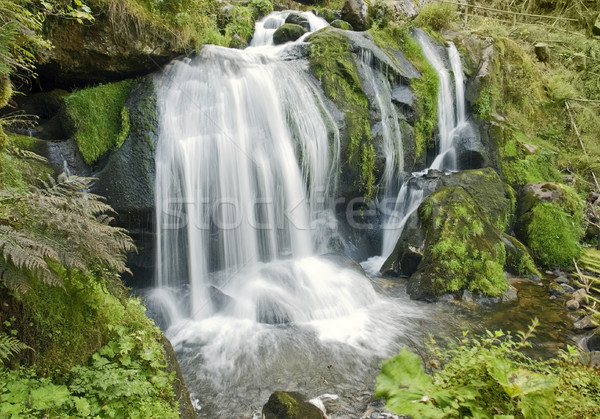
[414,3,457,31]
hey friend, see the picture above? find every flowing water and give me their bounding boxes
[150,12,452,417]
[363,30,477,274]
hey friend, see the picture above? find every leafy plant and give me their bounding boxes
[0,333,30,363]
[377,320,600,418]
[0,174,135,292]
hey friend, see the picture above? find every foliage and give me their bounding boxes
[0,333,30,363]
[0,297,178,418]
[64,79,134,165]
[377,320,600,418]
[526,202,582,267]
[502,149,562,188]
[307,29,376,197]
[249,0,273,20]
[0,174,135,292]
[414,2,457,32]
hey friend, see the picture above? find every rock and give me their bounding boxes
[574,315,597,330]
[586,332,600,351]
[573,288,587,304]
[555,275,569,284]
[263,391,325,419]
[534,42,550,62]
[517,182,564,217]
[561,283,576,293]
[330,19,353,30]
[587,351,600,367]
[593,13,600,36]
[502,234,539,277]
[391,85,415,107]
[160,334,195,419]
[393,0,420,19]
[37,14,183,89]
[273,24,307,45]
[529,274,541,282]
[549,282,565,297]
[566,299,580,311]
[341,0,370,31]
[92,76,158,285]
[285,13,311,31]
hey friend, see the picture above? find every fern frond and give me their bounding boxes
[0,333,31,363]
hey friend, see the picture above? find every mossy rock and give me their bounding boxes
[502,234,540,277]
[262,391,325,419]
[406,186,508,301]
[273,23,307,45]
[285,13,310,30]
[515,182,584,267]
[330,19,353,30]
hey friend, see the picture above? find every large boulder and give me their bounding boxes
[341,0,370,31]
[514,182,584,267]
[263,391,325,419]
[382,168,515,301]
[37,12,183,89]
[92,76,159,285]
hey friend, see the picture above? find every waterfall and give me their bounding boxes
[364,30,471,274]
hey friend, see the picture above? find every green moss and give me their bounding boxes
[64,79,134,165]
[308,30,376,197]
[421,187,508,297]
[502,149,562,188]
[224,5,255,48]
[526,202,582,267]
[503,234,540,277]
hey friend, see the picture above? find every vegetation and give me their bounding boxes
[63,79,134,165]
[377,320,600,418]
[414,2,457,32]
[307,29,376,197]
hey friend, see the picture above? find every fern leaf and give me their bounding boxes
[0,333,31,363]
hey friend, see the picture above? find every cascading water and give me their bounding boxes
[150,12,438,418]
[362,30,476,275]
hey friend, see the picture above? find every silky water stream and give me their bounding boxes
[145,12,460,417]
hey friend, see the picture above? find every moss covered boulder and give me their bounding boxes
[273,24,307,45]
[515,182,584,267]
[383,169,516,301]
[262,391,325,419]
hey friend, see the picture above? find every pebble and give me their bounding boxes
[555,276,569,284]
[529,274,541,282]
[561,284,576,293]
[572,288,587,304]
[574,315,597,330]
[566,299,580,311]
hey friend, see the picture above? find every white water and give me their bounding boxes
[152,12,433,417]
[372,31,471,270]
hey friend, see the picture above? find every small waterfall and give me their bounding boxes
[358,49,404,194]
[369,31,472,272]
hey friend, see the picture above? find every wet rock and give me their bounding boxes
[330,19,353,30]
[341,0,370,31]
[529,274,541,282]
[391,85,415,107]
[549,282,565,297]
[502,234,539,277]
[574,315,597,330]
[285,13,310,31]
[561,283,576,293]
[586,332,600,351]
[566,299,580,311]
[160,334,195,419]
[263,391,325,419]
[273,24,307,45]
[555,275,569,284]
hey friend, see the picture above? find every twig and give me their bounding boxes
[440,0,579,21]
[567,98,600,104]
[565,100,587,155]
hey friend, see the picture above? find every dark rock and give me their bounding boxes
[330,19,353,30]
[574,315,597,330]
[593,13,600,36]
[160,334,195,419]
[263,391,325,419]
[549,282,565,297]
[273,24,307,45]
[534,42,550,62]
[517,182,564,218]
[586,332,600,351]
[587,351,600,367]
[341,0,370,31]
[285,13,311,30]
[529,274,541,282]
[561,283,576,293]
[37,15,183,89]
[502,234,539,277]
[566,299,580,311]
